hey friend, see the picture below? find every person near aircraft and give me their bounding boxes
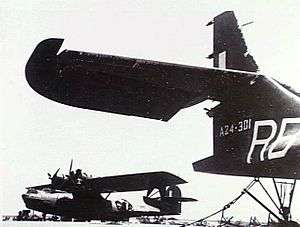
[75,169,82,179]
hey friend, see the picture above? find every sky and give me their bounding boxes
[1,0,300,223]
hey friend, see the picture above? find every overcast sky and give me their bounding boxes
[1,0,300,222]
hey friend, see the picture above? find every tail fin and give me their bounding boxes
[143,186,196,215]
[207,11,259,72]
[193,12,300,179]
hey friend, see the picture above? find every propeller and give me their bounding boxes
[69,159,73,175]
[48,168,60,182]
[53,168,60,178]
[47,160,76,189]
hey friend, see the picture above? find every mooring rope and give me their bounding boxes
[181,179,257,227]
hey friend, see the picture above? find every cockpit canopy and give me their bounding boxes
[26,188,38,194]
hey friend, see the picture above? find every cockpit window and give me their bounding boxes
[27,188,38,194]
[42,188,53,193]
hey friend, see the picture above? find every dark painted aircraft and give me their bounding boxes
[25,11,300,224]
[22,162,196,221]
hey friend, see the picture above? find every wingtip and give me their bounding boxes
[26,38,64,65]
[25,38,65,98]
[37,38,64,48]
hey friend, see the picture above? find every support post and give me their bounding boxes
[244,189,283,223]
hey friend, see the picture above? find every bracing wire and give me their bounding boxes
[181,179,257,227]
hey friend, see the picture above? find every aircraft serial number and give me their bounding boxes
[219,119,252,137]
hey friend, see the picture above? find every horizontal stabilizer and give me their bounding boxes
[159,196,197,202]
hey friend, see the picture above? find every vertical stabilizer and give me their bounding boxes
[207,11,259,72]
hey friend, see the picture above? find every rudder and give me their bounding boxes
[207,11,259,72]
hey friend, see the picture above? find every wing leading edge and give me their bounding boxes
[26,38,258,121]
[27,171,187,193]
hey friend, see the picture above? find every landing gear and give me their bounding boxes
[243,178,298,226]
[184,178,298,227]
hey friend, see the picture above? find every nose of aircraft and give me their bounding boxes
[21,193,31,209]
[22,193,33,205]
[22,194,28,200]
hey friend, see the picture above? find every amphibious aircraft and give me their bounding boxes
[25,11,300,224]
[22,161,196,221]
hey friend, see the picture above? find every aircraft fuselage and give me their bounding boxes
[22,188,133,221]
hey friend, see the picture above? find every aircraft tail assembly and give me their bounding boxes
[143,185,196,215]
[194,11,300,179]
[207,11,258,72]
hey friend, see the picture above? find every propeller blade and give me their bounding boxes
[53,168,60,178]
[69,159,73,174]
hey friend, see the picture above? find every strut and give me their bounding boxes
[183,178,298,226]
[243,178,297,224]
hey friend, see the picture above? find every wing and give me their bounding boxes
[26,184,52,190]
[87,171,187,193]
[26,172,186,193]
[26,38,258,121]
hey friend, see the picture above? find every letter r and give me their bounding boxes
[247,120,277,164]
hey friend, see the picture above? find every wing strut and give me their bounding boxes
[181,178,298,226]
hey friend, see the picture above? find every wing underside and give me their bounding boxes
[25,38,257,121]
